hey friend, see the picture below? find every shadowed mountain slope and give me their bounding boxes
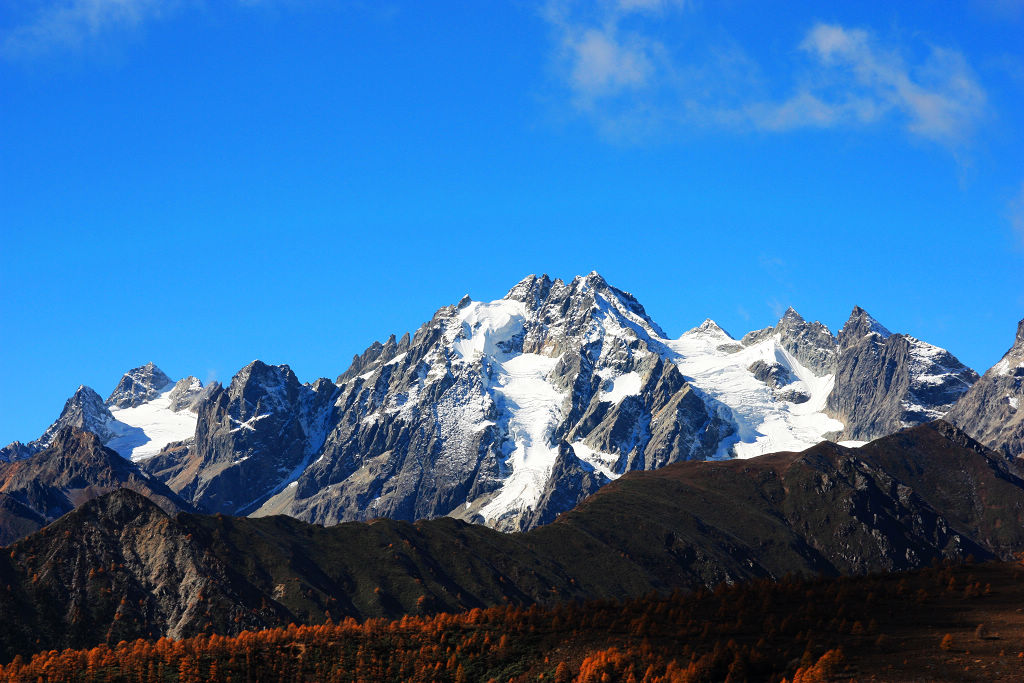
[1,421,1022,660]
[948,318,1024,459]
[0,428,193,545]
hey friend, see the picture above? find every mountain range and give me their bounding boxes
[2,273,1019,537]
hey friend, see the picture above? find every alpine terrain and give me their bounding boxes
[1,274,983,533]
[948,318,1024,459]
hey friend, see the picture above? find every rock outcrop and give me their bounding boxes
[947,318,1024,458]
[0,427,192,544]
[827,307,978,441]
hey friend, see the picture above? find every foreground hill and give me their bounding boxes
[1,421,1022,660]
[3,559,1023,682]
[0,428,193,545]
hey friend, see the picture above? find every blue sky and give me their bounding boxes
[1,0,1023,444]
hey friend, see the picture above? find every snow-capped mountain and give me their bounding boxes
[1,273,985,532]
[106,362,173,408]
[137,273,976,531]
[1,364,210,463]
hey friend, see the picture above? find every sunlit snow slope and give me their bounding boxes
[665,321,847,459]
[107,387,199,461]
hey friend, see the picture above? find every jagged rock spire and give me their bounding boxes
[106,362,174,408]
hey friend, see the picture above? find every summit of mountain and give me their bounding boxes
[0,274,988,534]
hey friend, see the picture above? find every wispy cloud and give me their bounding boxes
[3,0,174,56]
[542,3,987,149]
[753,24,987,145]
[543,0,682,110]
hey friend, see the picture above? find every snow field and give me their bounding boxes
[107,387,198,461]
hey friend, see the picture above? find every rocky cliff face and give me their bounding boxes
[105,362,173,408]
[827,307,978,441]
[947,318,1024,458]
[0,427,192,545]
[149,361,340,515]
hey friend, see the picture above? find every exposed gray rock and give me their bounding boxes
[827,307,978,441]
[740,326,774,346]
[947,318,1024,458]
[776,389,810,404]
[106,362,174,408]
[0,441,35,464]
[157,361,340,515]
[773,307,837,376]
[748,359,794,389]
[166,376,212,413]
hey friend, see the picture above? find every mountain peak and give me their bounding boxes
[841,306,892,340]
[504,274,555,305]
[74,385,104,402]
[688,318,732,339]
[1016,318,1024,345]
[106,363,174,409]
[779,307,805,324]
[39,385,117,447]
[581,270,608,288]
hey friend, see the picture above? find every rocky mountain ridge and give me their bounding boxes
[0,273,993,532]
[1,365,212,464]
[0,427,193,545]
[947,318,1024,459]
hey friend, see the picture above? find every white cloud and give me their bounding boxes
[2,0,304,57]
[544,0,680,111]
[542,6,987,149]
[768,23,988,145]
[3,0,174,55]
[565,28,653,102]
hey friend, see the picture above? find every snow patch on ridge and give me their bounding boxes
[107,387,198,461]
[452,300,528,360]
[600,372,642,404]
[665,324,842,459]
[479,352,565,523]
[571,442,621,480]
